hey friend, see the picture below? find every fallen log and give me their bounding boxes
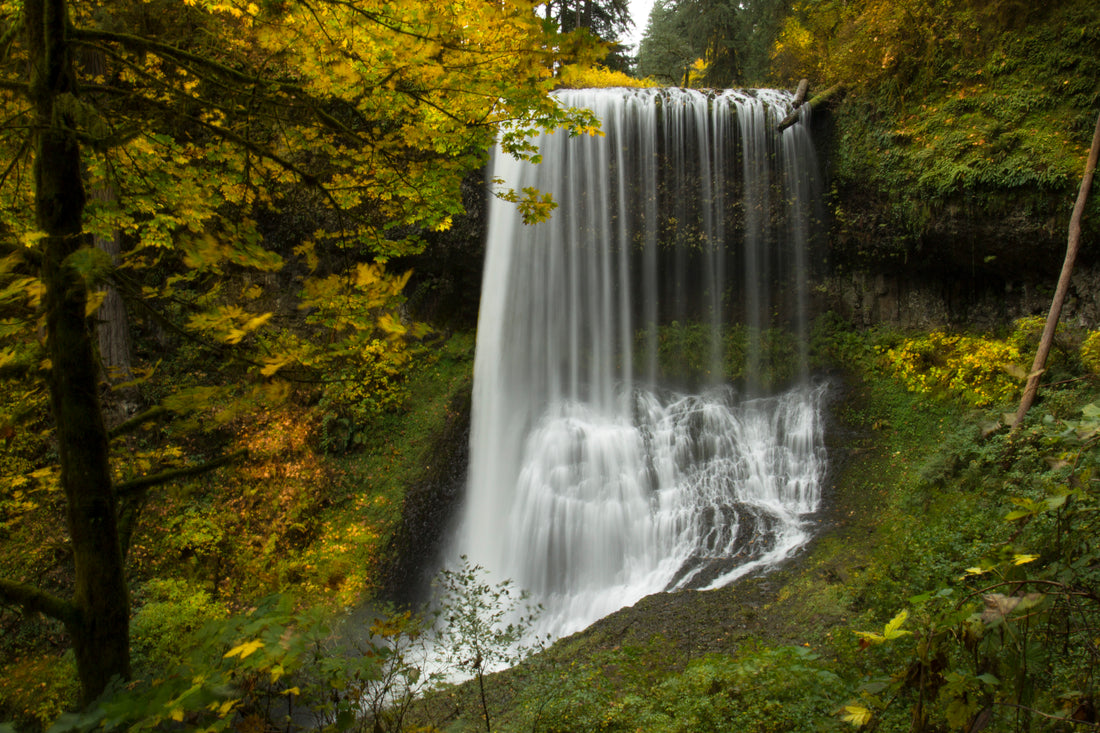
[791,78,809,108]
[778,82,843,131]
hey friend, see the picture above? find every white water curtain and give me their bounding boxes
[455,88,826,641]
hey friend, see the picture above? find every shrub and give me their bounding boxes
[130,578,228,675]
[652,647,843,733]
[556,64,659,89]
[885,330,1022,406]
[319,339,410,453]
[836,399,1100,732]
[1080,328,1100,374]
[0,652,79,732]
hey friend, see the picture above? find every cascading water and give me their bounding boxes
[454,87,826,643]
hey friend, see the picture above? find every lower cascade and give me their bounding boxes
[452,87,827,643]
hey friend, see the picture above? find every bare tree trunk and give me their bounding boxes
[90,182,142,434]
[1013,110,1100,428]
[83,50,134,392]
[92,184,134,385]
[791,78,809,108]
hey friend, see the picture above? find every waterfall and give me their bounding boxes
[454,87,826,642]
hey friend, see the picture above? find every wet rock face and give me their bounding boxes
[815,263,1100,330]
[382,386,472,608]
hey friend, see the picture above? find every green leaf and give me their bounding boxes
[64,246,114,283]
[1044,493,1069,510]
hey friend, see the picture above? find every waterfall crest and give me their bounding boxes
[456,87,826,641]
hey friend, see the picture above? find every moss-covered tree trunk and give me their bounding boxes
[26,0,131,705]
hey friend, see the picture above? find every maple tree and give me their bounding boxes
[0,0,593,706]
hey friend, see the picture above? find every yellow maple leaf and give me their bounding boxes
[224,639,265,659]
[883,609,912,640]
[840,704,873,727]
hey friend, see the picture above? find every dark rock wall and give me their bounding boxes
[382,385,471,607]
[816,265,1100,331]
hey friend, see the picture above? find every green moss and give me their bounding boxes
[827,0,1100,254]
[637,322,802,391]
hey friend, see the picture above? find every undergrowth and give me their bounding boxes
[0,331,475,730]
[6,309,1100,732]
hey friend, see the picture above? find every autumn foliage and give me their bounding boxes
[0,0,600,709]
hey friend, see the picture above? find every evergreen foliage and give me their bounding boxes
[637,0,788,86]
[636,0,698,86]
[542,0,635,71]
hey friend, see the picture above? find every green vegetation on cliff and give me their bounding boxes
[772,0,1100,268]
[640,0,1100,270]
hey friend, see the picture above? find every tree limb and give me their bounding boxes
[791,78,809,109]
[109,274,326,384]
[0,577,78,626]
[0,11,22,59]
[777,82,843,131]
[991,702,1100,728]
[70,28,287,90]
[108,405,169,439]
[114,449,248,498]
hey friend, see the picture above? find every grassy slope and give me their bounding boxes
[409,369,950,731]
